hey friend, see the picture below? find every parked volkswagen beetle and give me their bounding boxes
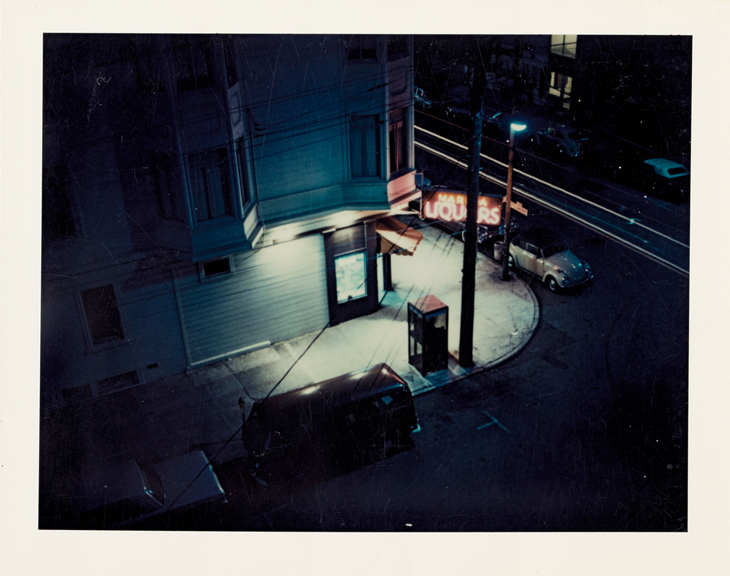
[508,228,593,292]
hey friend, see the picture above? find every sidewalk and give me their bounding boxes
[45,224,539,477]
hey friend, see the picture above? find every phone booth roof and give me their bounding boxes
[411,294,448,315]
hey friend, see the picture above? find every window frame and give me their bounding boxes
[235,137,251,207]
[198,256,234,283]
[549,71,573,110]
[171,37,216,92]
[43,162,77,240]
[334,250,369,304]
[550,35,578,59]
[349,114,382,179]
[388,108,409,176]
[78,283,128,351]
[345,35,378,61]
[151,152,186,222]
[187,147,235,224]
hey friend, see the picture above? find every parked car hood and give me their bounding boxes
[545,251,588,279]
[152,450,226,512]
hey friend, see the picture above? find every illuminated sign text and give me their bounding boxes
[423,192,502,225]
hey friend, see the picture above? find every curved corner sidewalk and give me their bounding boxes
[231,223,540,400]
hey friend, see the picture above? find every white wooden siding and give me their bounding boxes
[175,234,329,366]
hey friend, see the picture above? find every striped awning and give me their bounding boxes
[376,217,423,256]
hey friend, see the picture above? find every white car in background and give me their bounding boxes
[508,228,593,292]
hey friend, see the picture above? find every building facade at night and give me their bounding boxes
[41,34,419,410]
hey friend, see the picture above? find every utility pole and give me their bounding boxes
[458,65,486,368]
[501,122,526,280]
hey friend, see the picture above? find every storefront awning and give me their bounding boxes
[376,217,423,256]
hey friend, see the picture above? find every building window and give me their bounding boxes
[81,285,125,346]
[236,138,250,206]
[188,148,234,222]
[335,251,368,303]
[200,257,232,281]
[345,36,377,60]
[550,35,577,59]
[350,115,381,178]
[43,163,76,240]
[171,37,216,92]
[152,153,185,221]
[223,36,238,87]
[549,72,572,110]
[388,108,408,175]
[387,35,408,62]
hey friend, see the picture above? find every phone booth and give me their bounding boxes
[408,295,449,376]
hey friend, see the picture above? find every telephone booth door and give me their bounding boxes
[408,295,448,376]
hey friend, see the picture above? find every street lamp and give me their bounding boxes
[502,122,527,281]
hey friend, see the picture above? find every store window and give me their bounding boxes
[81,285,125,346]
[188,147,234,222]
[550,35,578,58]
[335,251,368,303]
[350,115,381,178]
[389,108,408,175]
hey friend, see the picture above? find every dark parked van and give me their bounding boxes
[242,364,419,476]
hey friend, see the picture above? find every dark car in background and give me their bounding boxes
[483,111,534,143]
[508,228,593,292]
[528,123,590,158]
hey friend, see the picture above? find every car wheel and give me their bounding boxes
[546,276,560,292]
[507,254,515,268]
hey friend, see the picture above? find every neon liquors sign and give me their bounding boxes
[423,191,503,226]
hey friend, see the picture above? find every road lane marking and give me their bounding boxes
[477,410,511,433]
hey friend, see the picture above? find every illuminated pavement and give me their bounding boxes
[231,222,539,402]
[42,223,539,480]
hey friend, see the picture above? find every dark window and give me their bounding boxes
[152,153,185,221]
[350,115,381,178]
[236,138,250,205]
[203,257,231,278]
[171,37,216,92]
[346,36,377,60]
[387,35,408,62]
[189,148,233,222]
[388,108,408,175]
[81,285,124,346]
[223,37,238,87]
[43,163,76,240]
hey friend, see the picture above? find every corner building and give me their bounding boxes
[41,34,418,410]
